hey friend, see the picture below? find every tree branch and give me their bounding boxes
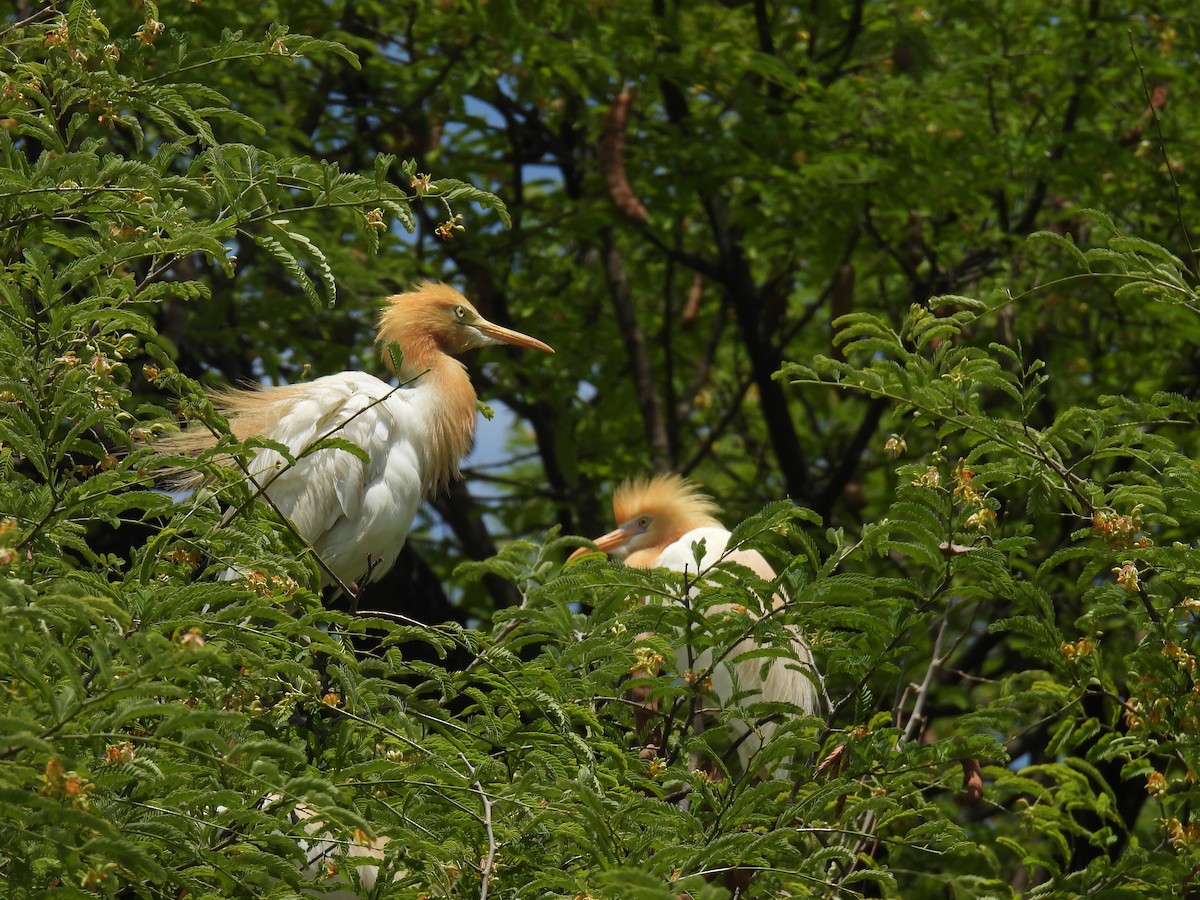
[814,397,888,519]
[1013,0,1101,235]
[600,230,673,470]
[702,195,811,500]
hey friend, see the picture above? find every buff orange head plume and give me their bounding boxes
[376,281,553,375]
[376,282,468,373]
[612,473,723,531]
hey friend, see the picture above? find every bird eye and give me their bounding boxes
[454,305,468,320]
[637,516,651,528]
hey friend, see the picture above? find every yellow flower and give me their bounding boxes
[632,646,665,675]
[964,507,996,530]
[1113,563,1140,594]
[104,741,136,765]
[912,466,940,489]
[1146,771,1168,797]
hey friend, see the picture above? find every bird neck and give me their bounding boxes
[626,527,698,568]
[377,304,479,492]
[404,350,478,492]
[626,547,664,568]
[387,325,442,382]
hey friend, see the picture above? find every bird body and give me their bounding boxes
[573,475,820,774]
[654,524,820,764]
[161,282,552,588]
[219,371,434,588]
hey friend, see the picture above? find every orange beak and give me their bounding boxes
[475,319,555,354]
[567,526,633,562]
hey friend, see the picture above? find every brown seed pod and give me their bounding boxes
[961,757,984,806]
[600,92,649,225]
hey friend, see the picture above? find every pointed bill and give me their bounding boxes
[567,526,633,561]
[474,318,555,354]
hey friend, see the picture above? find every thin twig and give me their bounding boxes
[457,753,497,900]
[903,601,955,742]
[0,3,60,43]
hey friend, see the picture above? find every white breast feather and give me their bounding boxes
[654,526,732,572]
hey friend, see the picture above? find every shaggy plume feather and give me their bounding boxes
[613,473,722,530]
[155,382,317,463]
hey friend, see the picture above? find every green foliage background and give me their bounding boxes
[2,1,1200,897]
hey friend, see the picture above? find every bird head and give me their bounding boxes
[569,474,723,563]
[377,282,553,372]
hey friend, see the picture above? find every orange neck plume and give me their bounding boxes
[376,287,479,492]
[411,353,476,492]
[626,546,667,569]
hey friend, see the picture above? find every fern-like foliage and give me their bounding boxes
[769,210,1200,894]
